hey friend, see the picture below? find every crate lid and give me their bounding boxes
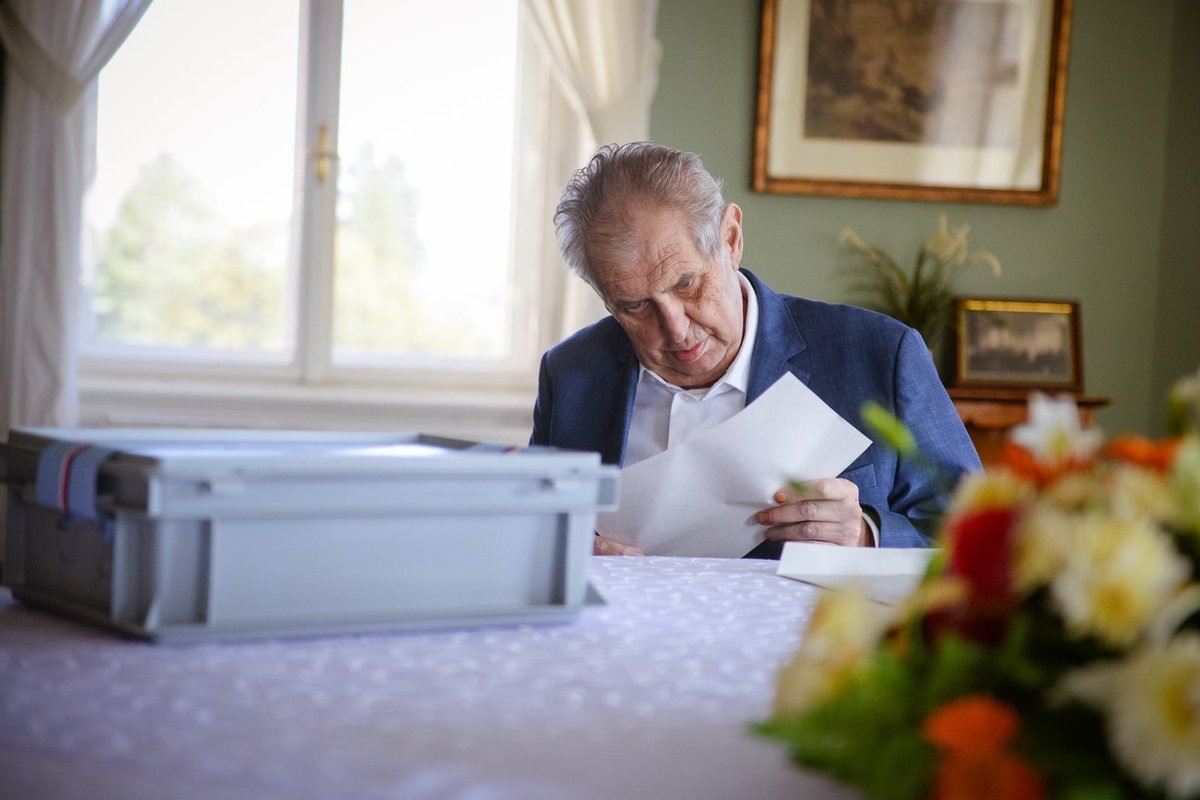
[1,428,618,519]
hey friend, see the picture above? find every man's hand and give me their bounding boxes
[594,534,644,556]
[755,478,871,547]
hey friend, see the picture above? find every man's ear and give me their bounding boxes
[721,203,744,268]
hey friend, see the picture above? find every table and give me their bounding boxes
[0,557,856,800]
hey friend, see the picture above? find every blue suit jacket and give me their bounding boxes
[530,269,981,549]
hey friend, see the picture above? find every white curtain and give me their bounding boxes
[521,0,662,340]
[0,0,153,436]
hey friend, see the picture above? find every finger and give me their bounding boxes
[763,521,860,547]
[774,477,857,504]
[593,534,643,556]
[756,496,859,527]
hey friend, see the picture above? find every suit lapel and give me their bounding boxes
[743,270,810,402]
[599,342,639,466]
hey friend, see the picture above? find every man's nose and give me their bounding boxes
[658,299,691,345]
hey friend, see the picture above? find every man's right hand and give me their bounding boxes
[594,534,643,556]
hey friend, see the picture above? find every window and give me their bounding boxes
[82,0,566,441]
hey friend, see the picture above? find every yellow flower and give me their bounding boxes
[947,469,1031,517]
[1041,472,1099,511]
[894,575,969,629]
[1106,463,1178,525]
[1059,633,1200,799]
[772,588,884,716]
[1049,512,1189,648]
[1012,503,1076,592]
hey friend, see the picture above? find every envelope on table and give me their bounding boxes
[776,541,937,605]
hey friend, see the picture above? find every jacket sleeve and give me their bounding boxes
[529,352,553,447]
[873,328,982,547]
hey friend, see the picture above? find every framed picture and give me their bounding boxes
[753,0,1074,205]
[950,297,1082,392]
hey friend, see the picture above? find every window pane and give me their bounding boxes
[87,0,299,354]
[334,0,518,362]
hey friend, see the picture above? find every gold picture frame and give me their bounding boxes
[753,0,1074,205]
[950,297,1083,392]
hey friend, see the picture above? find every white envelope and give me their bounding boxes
[776,541,937,605]
[596,373,871,557]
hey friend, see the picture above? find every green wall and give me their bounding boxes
[1153,0,1200,432]
[651,0,1200,437]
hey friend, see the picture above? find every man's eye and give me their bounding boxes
[620,301,647,314]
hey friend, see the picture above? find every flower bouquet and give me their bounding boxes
[758,370,1200,800]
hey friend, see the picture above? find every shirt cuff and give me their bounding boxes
[861,506,880,547]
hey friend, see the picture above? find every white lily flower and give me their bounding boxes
[1011,392,1103,462]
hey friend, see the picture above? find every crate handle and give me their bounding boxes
[35,441,118,522]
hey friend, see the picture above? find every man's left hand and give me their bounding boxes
[755,478,871,547]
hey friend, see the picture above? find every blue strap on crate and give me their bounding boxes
[35,441,119,537]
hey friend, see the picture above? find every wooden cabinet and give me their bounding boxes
[948,387,1110,467]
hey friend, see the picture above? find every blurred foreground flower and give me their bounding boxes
[758,369,1200,800]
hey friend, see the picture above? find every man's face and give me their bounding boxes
[590,204,746,389]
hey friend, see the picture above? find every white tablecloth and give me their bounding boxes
[0,557,856,800]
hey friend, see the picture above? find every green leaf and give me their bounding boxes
[861,402,919,458]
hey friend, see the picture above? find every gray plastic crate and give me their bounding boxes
[1,428,618,643]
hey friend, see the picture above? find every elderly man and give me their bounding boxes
[531,142,980,557]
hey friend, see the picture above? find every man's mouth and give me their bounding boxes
[671,339,706,363]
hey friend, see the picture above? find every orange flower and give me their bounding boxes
[924,696,1019,754]
[924,697,1045,800]
[931,752,1045,800]
[1001,442,1091,487]
[1102,435,1180,473]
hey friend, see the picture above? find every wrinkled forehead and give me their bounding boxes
[587,200,696,271]
[589,206,711,300]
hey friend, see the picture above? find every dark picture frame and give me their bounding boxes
[753,0,1074,205]
[950,297,1082,392]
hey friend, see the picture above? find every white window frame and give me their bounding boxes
[78,0,575,445]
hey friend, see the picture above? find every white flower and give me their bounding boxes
[1049,512,1189,648]
[1059,633,1200,799]
[1013,502,1075,592]
[773,588,885,716]
[1107,463,1178,525]
[1011,393,1103,463]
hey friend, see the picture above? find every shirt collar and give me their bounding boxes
[638,271,759,398]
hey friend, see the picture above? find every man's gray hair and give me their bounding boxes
[554,142,726,285]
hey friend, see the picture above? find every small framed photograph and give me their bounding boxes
[950,297,1082,392]
[752,0,1074,205]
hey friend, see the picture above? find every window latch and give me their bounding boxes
[307,123,338,185]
